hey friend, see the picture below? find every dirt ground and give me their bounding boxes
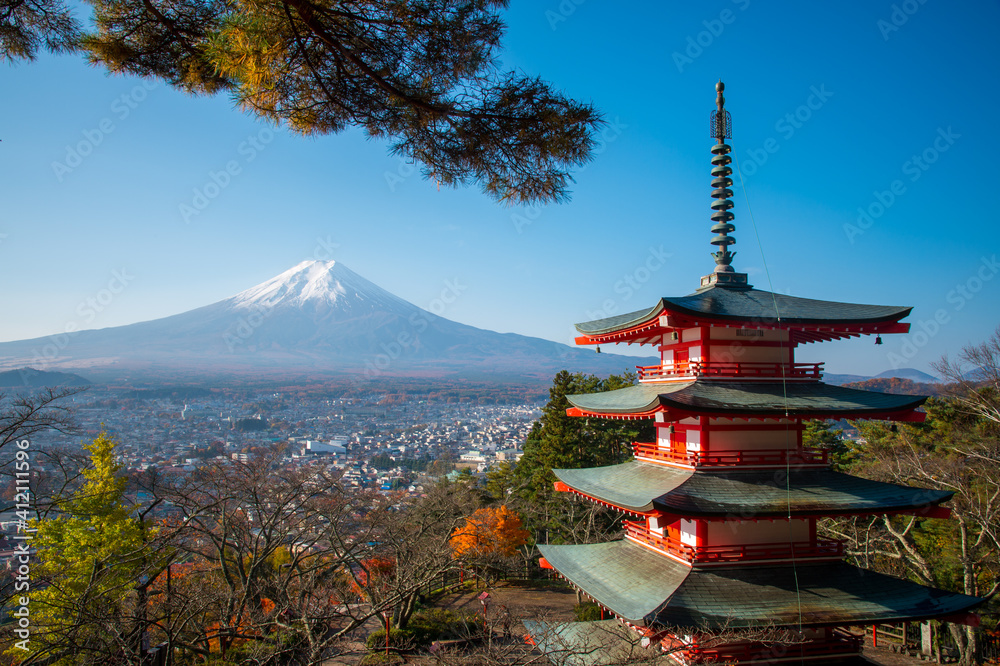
[434,580,579,624]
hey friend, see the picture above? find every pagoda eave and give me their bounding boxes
[573,318,910,347]
[552,462,955,519]
[566,381,928,422]
[567,405,926,422]
[538,541,984,631]
[574,290,914,343]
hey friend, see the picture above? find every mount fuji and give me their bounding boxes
[0,261,652,382]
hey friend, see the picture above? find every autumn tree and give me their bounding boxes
[450,505,529,559]
[15,432,168,665]
[371,477,488,630]
[449,504,529,585]
[144,449,382,663]
[5,0,602,204]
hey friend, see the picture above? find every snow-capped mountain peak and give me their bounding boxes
[226,260,410,313]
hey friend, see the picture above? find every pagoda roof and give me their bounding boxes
[566,381,926,420]
[538,540,983,630]
[553,461,953,517]
[575,286,912,336]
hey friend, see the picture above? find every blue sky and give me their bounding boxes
[1,1,997,377]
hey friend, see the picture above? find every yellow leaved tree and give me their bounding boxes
[16,432,162,664]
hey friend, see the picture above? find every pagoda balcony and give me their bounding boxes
[632,442,829,468]
[624,521,845,564]
[636,361,823,381]
[675,629,862,663]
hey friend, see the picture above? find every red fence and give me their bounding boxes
[632,442,828,467]
[636,361,823,381]
[624,521,844,564]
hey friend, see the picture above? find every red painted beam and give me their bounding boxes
[941,612,980,627]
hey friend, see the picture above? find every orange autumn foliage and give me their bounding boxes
[350,557,396,600]
[449,505,530,559]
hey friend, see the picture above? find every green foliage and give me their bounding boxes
[233,417,268,432]
[407,608,481,645]
[489,370,653,545]
[20,432,159,663]
[573,602,603,622]
[802,419,851,470]
[0,0,78,61]
[359,653,405,666]
[515,370,649,496]
[841,398,1000,600]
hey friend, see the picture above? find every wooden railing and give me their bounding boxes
[636,361,823,380]
[632,442,828,467]
[624,521,844,564]
[684,630,862,662]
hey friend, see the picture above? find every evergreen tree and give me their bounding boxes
[490,370,652,546]
[20,433,164,664]
[3,0,602,205]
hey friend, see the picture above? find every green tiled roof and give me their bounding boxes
[540,541,983,630]
[539,541,687,621]
[567,383,678,414]
[553,461,953,517]
[566,381,925,417]
[555,462,689,513]
[575,287,911,335]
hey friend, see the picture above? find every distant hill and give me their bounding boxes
[825,368,939,387]
[842,377,942,396]
[823,373,869,386]
[874,368,939,383]
[0,367,91,388]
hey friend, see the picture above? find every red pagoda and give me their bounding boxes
[537,82,983,664]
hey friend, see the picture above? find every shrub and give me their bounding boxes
[573,602,603,622]
[365,628,416,653]
[407,608,482,645]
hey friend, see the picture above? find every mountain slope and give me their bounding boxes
[0,261,652,381]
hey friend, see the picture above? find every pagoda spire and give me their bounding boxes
[700,80,749,290]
